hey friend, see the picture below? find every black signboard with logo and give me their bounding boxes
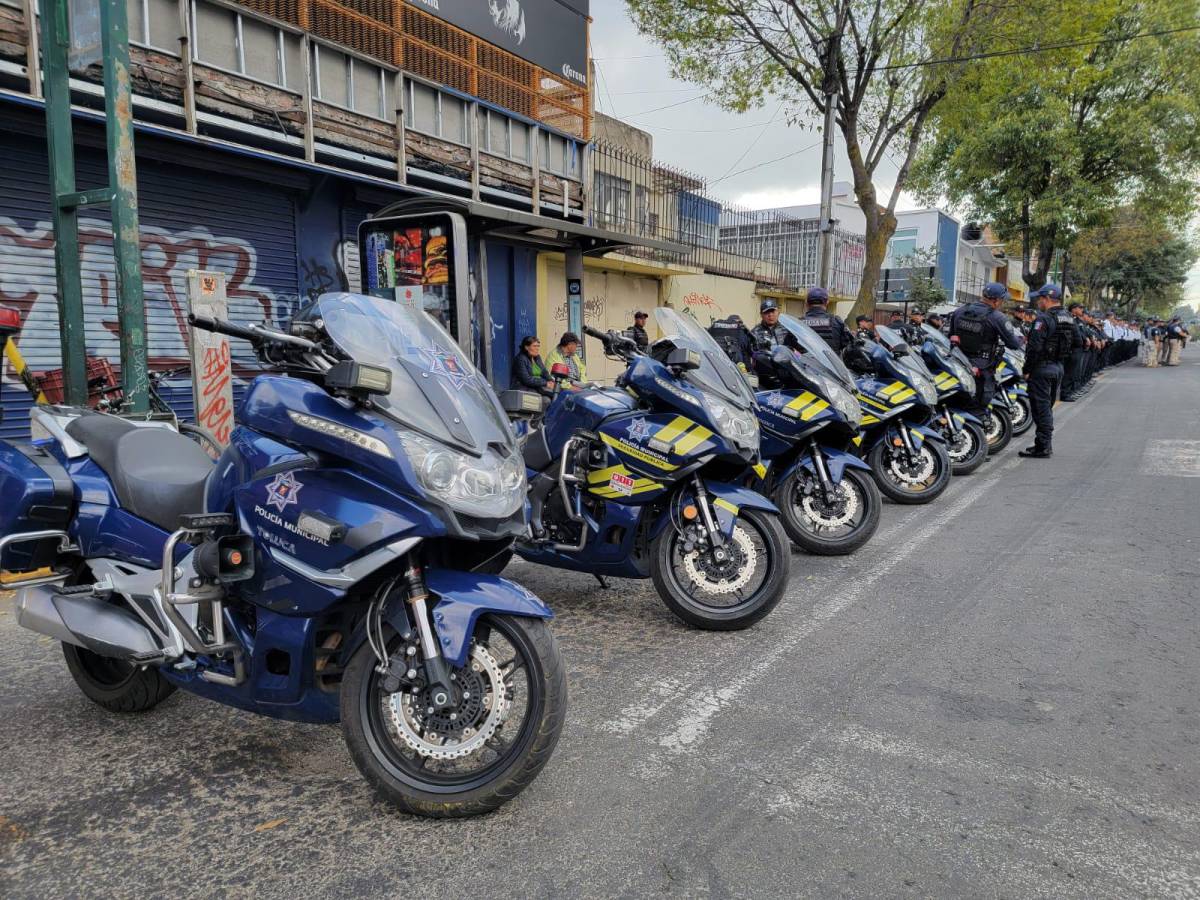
[407,0,589,87]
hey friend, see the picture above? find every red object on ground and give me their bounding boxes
[36,357,123,407]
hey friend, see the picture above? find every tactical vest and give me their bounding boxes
[951,304,990,357]
[708,317,747,363]
[1052,308,1076,362]
[804,309,843,351]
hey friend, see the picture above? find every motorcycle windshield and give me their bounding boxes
[306,292,512,455]
[874,324,910,354]
[655,307,754,407]
[778,314,856,390]
[922,323,951,352]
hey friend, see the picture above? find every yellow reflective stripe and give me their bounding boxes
[599,432,677,471]
[909,428,925,443]
[891,388,916,403]
[654,415,694,444]
[799,399,830,421]
[860,414,879,425]
[587,464,628,485]
[934,372,954,384]
[858,394,890,410]
[672,426,714,454]
[752,462,768,479]
[785,390,818,411]
[879,381,906,398]
[852,434,864,446]
[630,482,664,495]
[713,498,739,515]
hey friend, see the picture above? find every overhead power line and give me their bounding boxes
[709,139,825,186]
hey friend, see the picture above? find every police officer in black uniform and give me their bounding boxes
[899,309,927,347]
[751,297,790,350]
[708,313,755,368]
[1018,283,1081,459]
[854,314,875,340]
[630,309,650,351]
[800,286,854,354]
[948,281,1022,418]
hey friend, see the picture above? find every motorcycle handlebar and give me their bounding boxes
[582,325,607,341]
[188,313,262,344]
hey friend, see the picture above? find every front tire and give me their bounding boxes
[984,407,1013,455]
[945,419,988,475]
[1011,395,1033,436]
[650,507,788,630]
[868,438,952,505]
[341,613,566,818]
[778,466,881,556]
[62,643,176,713]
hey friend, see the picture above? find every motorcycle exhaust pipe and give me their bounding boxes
[16,585,162,661]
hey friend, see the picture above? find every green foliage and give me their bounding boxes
[1068,209,1198,316]
[622,0,1000,316]
[896,247,950,311]
[911,0,1200,288]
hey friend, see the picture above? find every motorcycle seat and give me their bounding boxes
[65,414,214,532]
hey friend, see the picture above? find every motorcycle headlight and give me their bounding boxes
[704,394,760,450]
[950,359,976,395]
[814,374,862,427]
[917,374,940,406]
[397,431,526,519]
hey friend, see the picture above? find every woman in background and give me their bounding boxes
[512,335,555,397]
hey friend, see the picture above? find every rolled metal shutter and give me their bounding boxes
[0,129,299,438]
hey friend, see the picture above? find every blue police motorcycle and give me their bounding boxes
[513,308,789,630]
[919,323,1015,456]
[845,328,952,505]
[3,293,565,818]
[748,315,881,556]
[996,347,1032,437]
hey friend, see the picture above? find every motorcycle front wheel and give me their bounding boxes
[650,507,788,630]
[984,407,1013,455]
[777,466,881,556]
[868,438,952,505]
[944,419,988,475]
[1011,395,1033,436]
[341,613,566,818]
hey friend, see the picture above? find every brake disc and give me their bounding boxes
[682,523,757,595]
[800,479,858,528]
[386,643,510,761]
[888,446,935,485]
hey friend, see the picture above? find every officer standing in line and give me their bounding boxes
[1061,302,1089,401]
[948,281,1021,418]
[708,313,755,368]
[752,298,790,350]
[800,286,854,354]
[854,314,876,340]
[900,309,927,346]
[927,312,946,334]
[1019,283,1080,459]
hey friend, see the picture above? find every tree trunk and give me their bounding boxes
[843,136,897,321]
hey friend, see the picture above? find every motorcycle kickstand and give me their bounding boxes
[593,574,610,589]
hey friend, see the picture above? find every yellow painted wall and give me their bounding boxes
[661,272,761,327]
[538,256,662,384]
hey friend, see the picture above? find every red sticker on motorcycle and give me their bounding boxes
[609,472,635,496]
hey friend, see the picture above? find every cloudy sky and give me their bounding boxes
[589,4,1200,310]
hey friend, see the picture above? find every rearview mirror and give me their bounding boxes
[324,360,392,396]
[549,362,572,381]
[498,390,544,415]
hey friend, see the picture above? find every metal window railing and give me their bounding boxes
[587,140,867,295]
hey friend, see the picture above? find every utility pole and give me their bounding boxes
[39,0,149,411]
[816,3,845,290]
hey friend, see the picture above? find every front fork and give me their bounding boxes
[691,475,728,557]
[809,439,837,501]
[897,421,920,463]
[394,557,456,712]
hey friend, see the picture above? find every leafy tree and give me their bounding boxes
[911,0,1200,290]
[1068,209,1198,316]
[892,246,949,310]
[623,0,1000,317]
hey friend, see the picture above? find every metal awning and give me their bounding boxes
[370,197,686,256]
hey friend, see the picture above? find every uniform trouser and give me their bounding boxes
[1063,350,1084,395]
[1027,362,1062,451]
[967,360,997,417]
[1160,340,1172,364]
[1143,341,1158,366]
[1166,339,1183,366]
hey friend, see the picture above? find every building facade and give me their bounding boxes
[0,0,602,435]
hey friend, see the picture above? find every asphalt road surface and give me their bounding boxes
[2,353,1199,899]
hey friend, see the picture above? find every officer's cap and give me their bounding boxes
[982,281,1008,300]
[760,298,779,313]
[634,309,648,319]
[805,287,829,304]
[1030,283,1062,300]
